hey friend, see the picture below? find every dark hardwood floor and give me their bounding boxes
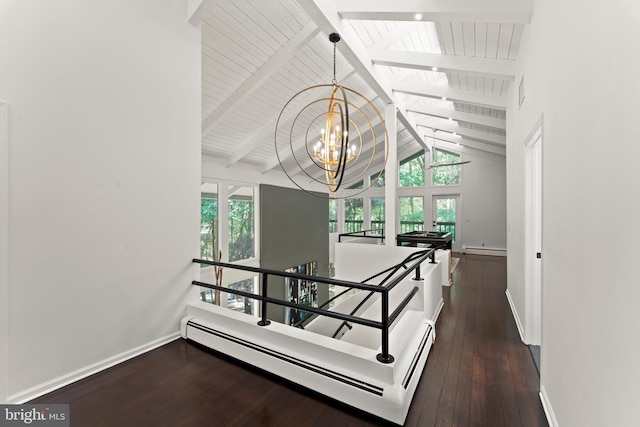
[31,254,547,426]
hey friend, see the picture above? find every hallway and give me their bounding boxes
[31,254,546,426]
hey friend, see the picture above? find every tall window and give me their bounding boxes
[400,196,424,232]
[329,199,337,233]
[399,151,425,187]
[228,187,255,261]
[370,170,385,188]
[227,278,256,315]
[200,184,218,261]
[344,198,363,233]
[371,198,385,231]
[432,149,462,186]
[347,180,364,189]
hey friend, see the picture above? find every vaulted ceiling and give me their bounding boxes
[190,0,531,176]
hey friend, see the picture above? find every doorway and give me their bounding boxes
[524,120,543,370]
[432,195,461,252]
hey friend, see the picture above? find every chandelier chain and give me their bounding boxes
[332,41,337,85]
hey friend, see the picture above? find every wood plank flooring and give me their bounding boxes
[30,254,547,426]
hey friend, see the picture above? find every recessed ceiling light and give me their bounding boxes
[441,97,447,101]
[415,13,422,20]
[448,117,453,121]
[432,66,438,72]
[452,132,457,136]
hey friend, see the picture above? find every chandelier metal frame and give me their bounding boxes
[274,33,388,198]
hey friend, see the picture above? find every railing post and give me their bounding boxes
[257,273,271,326]
[430,250,437,264]
[376,290,395,364]
[413,264,424,281]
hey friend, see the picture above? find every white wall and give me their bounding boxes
[453,146,506,250]
[0,0,201,402]
[507,1,640,425]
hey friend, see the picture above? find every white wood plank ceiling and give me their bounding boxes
[196,0,532,172]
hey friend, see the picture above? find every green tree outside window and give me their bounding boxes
[371,198,385,231]
[400,152,425,187]
[432,149,461,186]
[201,198,218,261]
[228,193,254,262]
[344,198,363,232]
[329,199,338,233]
[400,196,424,232]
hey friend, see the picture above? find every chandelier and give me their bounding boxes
[274,33,388,198]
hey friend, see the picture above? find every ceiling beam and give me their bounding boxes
[296,0,427,149]
[392,80,507,109]
[336,0,532,24]
[369,22,422,50]
[186,0,220,26]
[415,116,505,146]
[427,132,506,157]
[201,21,320,137]
[406,103,506,130]
[369,49,515,80]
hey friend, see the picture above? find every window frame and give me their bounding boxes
[431,148,463,187]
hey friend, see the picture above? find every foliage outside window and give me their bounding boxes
[432,149,461,186]
[435,198,457,242]
[370,170,385,188]
[227,278,256,315]
[399,152,425,187]
[371,198,385,231]
[400,196,424,232]
[344,198,363,233]
[201,195,218,262]
[228,188,255,262]
[329,199,337,233]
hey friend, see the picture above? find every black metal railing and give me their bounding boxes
[192,248,434,364]
[322,250,435,340]
[435,222,456,241]
[338,228,385,243]
[400,221,424,233]
[332,220,426,234]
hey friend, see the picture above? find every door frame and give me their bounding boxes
[524,117,543,346]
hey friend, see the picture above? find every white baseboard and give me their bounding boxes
[432,298,444,325]
[6,332,181,404]
[505,289,525,343]
[462,246,507,257]
[540,386,559,427]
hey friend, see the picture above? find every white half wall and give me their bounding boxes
[507,1,640,426]
[334,243,445,323]
[0,0,201,402]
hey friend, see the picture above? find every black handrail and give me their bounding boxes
[192,248,435,363]
[328,250,433,339]
[192,279,382,329]
[296,249,433,331]
[338,228,385,242]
